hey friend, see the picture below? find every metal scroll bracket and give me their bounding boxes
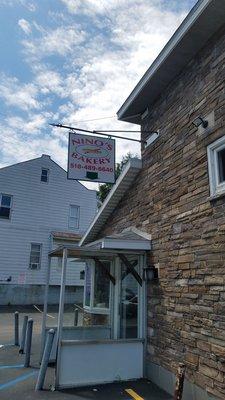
[93,257,116,285]
[118,254,142,286]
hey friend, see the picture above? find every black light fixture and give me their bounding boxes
[192,116,208,129]
[144,265,158,282]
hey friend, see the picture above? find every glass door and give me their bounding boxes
[119,257,139,339]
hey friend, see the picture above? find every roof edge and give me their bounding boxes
[117,0,210,122]
[80,158,142,246]
[0,154,96,193]
[121,226,152,241]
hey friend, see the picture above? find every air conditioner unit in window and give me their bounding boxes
[30,263,39,270]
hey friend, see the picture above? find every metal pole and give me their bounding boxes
[35,329,55,391]
[14,311,19,346]
[40,256,51,360]
[174,363,186,400]
[50,123,148,144]
[55,247,67,388]
[74,308,79,326]
[24,319,33,367]
[56,248,67,345]
[19,315,28,354]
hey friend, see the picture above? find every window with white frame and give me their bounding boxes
[0,194,12,219]
[68,205,80,229]
[84,260,111,314]
[29,243,42,270]
[41,168,49,183]
[207,136,225,197]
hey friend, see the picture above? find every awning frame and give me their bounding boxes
[48,245,146,260]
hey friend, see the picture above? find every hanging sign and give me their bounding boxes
[68,132,115,183]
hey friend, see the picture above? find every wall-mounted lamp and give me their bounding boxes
[192,116,208,129]
[141,107,149,120]
[145,131,159,148]
[144,266,158,282]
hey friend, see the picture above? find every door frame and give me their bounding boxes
[112,254,146,340]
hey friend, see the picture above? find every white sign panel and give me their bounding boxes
[68,132,115,183]
[18,273,26,284]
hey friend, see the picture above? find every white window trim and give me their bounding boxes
[0,193,13,220]
[29,243,42,270]
[83,260,111,315]
[68,205,80,229]
[207,136,225,197]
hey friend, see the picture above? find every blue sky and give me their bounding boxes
[0,0,197,186]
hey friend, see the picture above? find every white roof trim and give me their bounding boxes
[84,227,151,251]
[121,226,151,241]
[80,158,142,246]
[101,238,151,251]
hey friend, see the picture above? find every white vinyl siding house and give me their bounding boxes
[0,154,97,304]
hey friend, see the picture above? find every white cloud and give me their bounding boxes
[0,0,36,11]
[18,18,32,35]
[0,125,65,170]
[60,0,129,16]
[34,68,64,97]
[1,0,194,187]
[6,113,49,134]
[56,2,186,163]
[22,26,86,60]
[56,0,187,112]
[0,75,40,111]
[24,1,36,12]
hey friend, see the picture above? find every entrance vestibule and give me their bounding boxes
[41,233,150,389]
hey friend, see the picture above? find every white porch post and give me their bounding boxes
[113,256,120,339]
[55,247,67,388]
[40,255,51,358]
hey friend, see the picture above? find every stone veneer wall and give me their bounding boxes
[97,25,225,399]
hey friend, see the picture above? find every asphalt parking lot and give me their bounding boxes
[0,307,172,400]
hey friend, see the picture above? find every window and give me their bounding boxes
[93,262,110,308]
[80,270,85,280]
[84,264,91,307]
[0,194,12,219]
[29,243,42,269]
[41,168,49,183]
[69,205,80,229]
[218,148,225,183]
[83,260,111,314]
[207,136,225,197]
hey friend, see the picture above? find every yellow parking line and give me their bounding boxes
[125,388,144,400]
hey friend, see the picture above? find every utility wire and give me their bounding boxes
[62,115,116,124]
